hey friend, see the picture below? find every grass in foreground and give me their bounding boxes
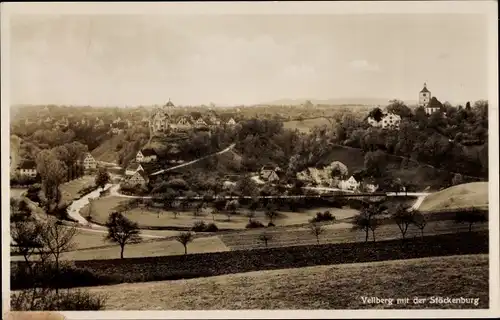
[418,182,488,212]
[84,254,488,310]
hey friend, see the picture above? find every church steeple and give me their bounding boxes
[419,82,431,107]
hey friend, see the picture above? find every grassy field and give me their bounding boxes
[418,182,488,212]
[84,254,488,310]
[83,196,359,229]
[59,175,96,204]
[10,188,27,199]
[283,117,333,133]
[62,235,229,260]
[90,133,125,163]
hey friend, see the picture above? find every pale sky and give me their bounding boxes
[9,14,490,106]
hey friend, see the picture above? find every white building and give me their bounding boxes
[125,163,144,176]
[259,165,280,183]
[136,149,158,163]
[82,153,97,170]
[128,170,149,187]
[367,112,401,129]
[227,118,237,126]
[419,82,431,108]
[338,176,360,191]
[17,160,37,178]
[150,99,176,133]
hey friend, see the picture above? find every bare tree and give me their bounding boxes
[38,221,77,294]
[10,219,106,311]
[412,210,427,238]
[105,212,142,259]
[175,231,194,255]
[258,233,273,248]
[454,208,488,232]
[246,210,255,222]
[392,205,414,240]
[211,208,218,221]
[309,222,325,245]
[369,218,381,242]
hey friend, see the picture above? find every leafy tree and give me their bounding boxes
[265,206,279,224]
[105,212,142,259]
[387,99,412,118]
[175,231,194,255]
[308,222,325,245]
[35,150,67,214]
[367,108,384,122]
[352,203,383,242]
[95,168,110,190]
[364,150,387,178]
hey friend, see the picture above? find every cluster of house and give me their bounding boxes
[296,161,378,193]
[150,100,238,134]
[121,148,160,187]
[14,152,98,179]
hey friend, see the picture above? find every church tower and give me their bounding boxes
[418,83,431,107]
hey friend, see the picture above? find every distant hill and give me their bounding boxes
[257,98,418,107]
[418,182,488,212]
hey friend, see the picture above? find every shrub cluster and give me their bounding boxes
[309,211,336,223]
[191,221,219,232]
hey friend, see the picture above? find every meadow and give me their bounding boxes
[83,254,488,310]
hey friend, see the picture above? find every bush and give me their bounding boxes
[205,223,219,232]
[191,221,207,232]
[11,289,106,311]
[26,184,42,203]
[267,222,276,227]
[246,220,265,229]
[310,211,336,223]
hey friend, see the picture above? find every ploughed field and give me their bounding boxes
[219,218,488,250]
[11,231,488,291]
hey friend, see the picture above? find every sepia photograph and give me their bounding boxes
[1,1,498,319]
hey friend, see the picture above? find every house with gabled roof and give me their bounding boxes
[82,153,97,170]
[260,164,280,182]
[125,163,144,176]
[128,169,149,187]
[176,116,192,130]
[136,148,158,163]
[339,175,360,191]
[194,117,208,128]
[226,117,237,126]
[17,160,37,178]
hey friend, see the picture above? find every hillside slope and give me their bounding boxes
[418,182,488,212]
[85,254,488,310]
[91,133,126,163]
